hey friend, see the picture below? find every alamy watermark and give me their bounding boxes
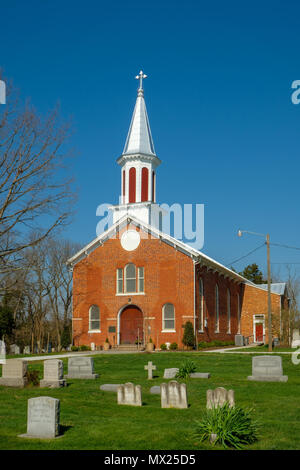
[0,79,6,104]
[96,200,204,251]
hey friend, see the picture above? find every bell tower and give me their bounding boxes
[111,71,162,227]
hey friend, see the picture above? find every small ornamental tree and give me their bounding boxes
[61,324,71,349]
[182,321,195,349]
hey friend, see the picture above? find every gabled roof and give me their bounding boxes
[66,214,248,284]
[258,283,287,296]
[122,88,156,158]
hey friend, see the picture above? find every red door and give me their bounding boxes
[255,323,264,342]
[120,306,143,344]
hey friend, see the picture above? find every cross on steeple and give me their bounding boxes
[144,361,156,380]
[135,70,147,90]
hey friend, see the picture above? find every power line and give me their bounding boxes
[227,242,266,266]
[270,242,300,251]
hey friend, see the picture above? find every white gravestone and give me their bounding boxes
[117,383,142,406]
[23,346,30,355]
[0,340,6,364]
[10,344,20,355]
[40,360,66,388]
[19,397,60,439]
[144,361,156,379]
[163,368,179,379]
[292,329,300,348]
[66,357,98,379]
[247,355,288,382]
[161,381,188,409]
[206,387,235,409]
[0,359,28,387]
[90,342,95,351]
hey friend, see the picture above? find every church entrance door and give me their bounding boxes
[120,305,144,345]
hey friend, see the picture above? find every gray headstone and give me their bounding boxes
[10,344,20,355]
[150,385,161,395]
[144,361,156,379]
[235,334,244,347]
[190,372,210,379]
[161,381,188,409]
[163,368,179,379]
[19,397,60,439]
[0,340,6,364]
[23,346,30,355]
[117,383,142,406]
[292,329,300,348]
[247,355,288,382]
[40,360,66,388]
[0,359,28,387]
[100,384,121,392]
[206,387,235,409]
[66,357,98,379]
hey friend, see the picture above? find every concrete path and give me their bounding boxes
[18,350,144,362]
[202,345,296,354]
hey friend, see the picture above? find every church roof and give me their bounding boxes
[122,72,156,158]
[258,283,287,296]
[67,213,249,285]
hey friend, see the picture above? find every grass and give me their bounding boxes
[0,352,300,450]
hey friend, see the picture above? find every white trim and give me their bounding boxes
[116,293,145,296]
[161,329,176,333]
[88,330,101,333]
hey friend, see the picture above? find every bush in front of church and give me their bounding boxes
[182,321,195,349]
[169,342,178,350]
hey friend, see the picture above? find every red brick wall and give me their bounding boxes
[240,284,281,343]
[72,223,195,349]
[195,264,242,343]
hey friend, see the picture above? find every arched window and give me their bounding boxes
[89,305,100,331]
[162,303,175,330]
[129,167,136,203]
[215,285,219,333]
[227,289,231,333]
[141,167,149,202]
[199,278,204,332]
[125,263,136,293]
[237,293,241,334]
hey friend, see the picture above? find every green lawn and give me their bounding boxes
[0,352,300,450]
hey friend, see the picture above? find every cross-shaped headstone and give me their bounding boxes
[144,361,156,380]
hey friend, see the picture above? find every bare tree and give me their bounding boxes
[0,73,75,275]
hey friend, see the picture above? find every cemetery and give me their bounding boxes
[0,351,299,450]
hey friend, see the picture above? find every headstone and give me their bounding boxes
[247,355,288,382]
[235,334,244,347]
[19,397,60,439]
[23,346,30,355]
[163,368,179,379]
[66,357,98,379]
[40,360,66,388]
[206,387,235,409]
[91,342,95,351]
[150,385,161,395]
[292,329,300,348]
[100,384,121,392]
[190,372,210,379]
[10,344,20,355]
[117,383,142,406]
[0,359,28,387]
[161,381,188,409]
[144,361,156,379]
[0,340,6,364]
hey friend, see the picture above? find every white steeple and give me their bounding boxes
[123,71,156,157]
[111,70,163,229]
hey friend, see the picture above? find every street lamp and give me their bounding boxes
[238,230,272,352]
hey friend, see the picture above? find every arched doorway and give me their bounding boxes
[119,305,143,345]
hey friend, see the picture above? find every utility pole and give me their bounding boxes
[266,234,272,352]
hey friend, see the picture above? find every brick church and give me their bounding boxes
[67,71,289,349]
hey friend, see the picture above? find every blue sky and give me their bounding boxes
[1,0,300,280]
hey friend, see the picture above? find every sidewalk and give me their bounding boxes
[16,350,144,362]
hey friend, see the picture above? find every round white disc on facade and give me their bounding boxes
[121,230,141,251]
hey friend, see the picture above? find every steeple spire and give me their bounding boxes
[122,70,156,157]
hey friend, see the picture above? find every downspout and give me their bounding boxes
[193,259,197,350]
